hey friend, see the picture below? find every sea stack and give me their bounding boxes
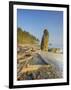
[41,29,49,51]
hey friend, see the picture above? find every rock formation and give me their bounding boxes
[41,29,49,51]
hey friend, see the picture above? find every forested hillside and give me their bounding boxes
[17,28,39,44]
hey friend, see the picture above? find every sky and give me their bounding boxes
[17,9,63,48]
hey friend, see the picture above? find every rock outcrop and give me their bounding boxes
[41,29,49,51]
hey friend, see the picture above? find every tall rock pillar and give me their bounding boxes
[41,29,49,51]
